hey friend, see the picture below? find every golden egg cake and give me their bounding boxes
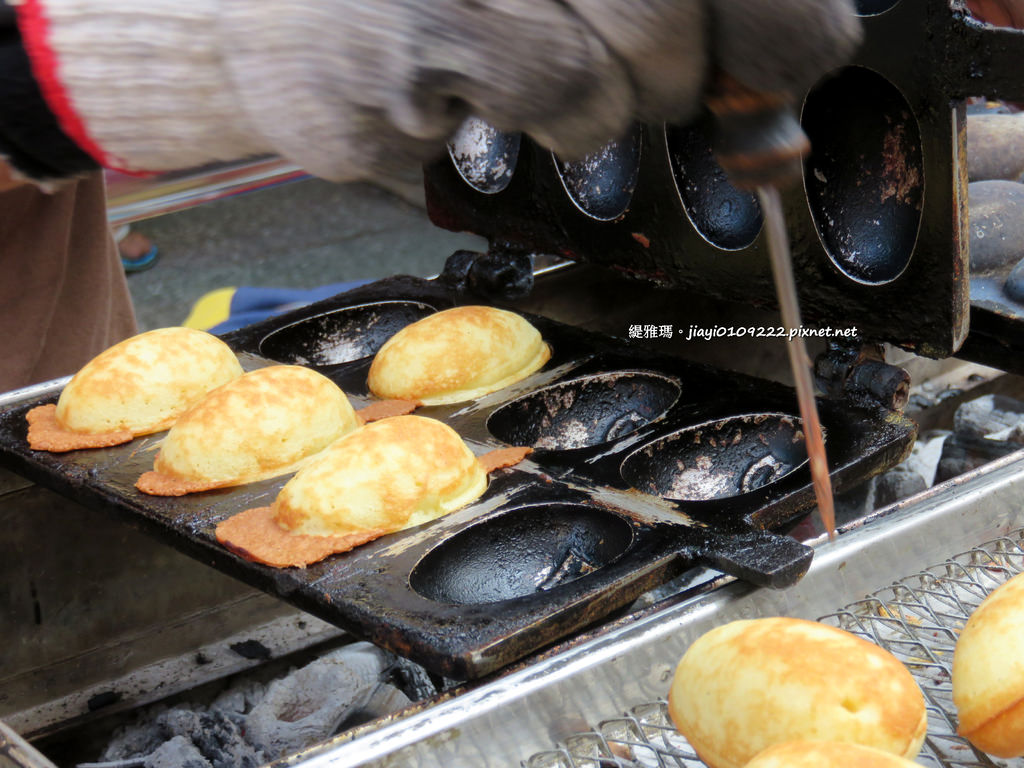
[215,415,495,567]
[136,365,361,496]
[743,741,927,768]
[367,306,550,405]
[953,571,1024,757]
[668,617,927,768]
[27,327,243,452]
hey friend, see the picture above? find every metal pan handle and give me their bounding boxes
[697,528,813,589]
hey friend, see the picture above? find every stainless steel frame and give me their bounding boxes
[282,449,1024,767]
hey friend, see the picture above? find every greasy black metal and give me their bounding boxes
[846,361,911,412]
[814,342,911,412]
[666,115,763,250]
[0,278,916,680]
[485,370,681,451]
[258,299,435,366]
[437,249,535,300]
[926,5,1024,369]
[956,301,1024,374]
[553,123,643,222]
[802,66,923,285]
[423,0,1024,359]
[446,118,521,196]
[619,413,810,504]
[409,503,636,605]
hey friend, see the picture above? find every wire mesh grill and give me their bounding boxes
[524,530,1024,768]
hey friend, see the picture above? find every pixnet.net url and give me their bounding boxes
[627,324,859,341]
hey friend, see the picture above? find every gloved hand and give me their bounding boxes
[11,0,861,182]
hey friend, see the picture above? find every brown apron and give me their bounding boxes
[0,172,137,393]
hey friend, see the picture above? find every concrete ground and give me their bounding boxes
[122,176,487,332]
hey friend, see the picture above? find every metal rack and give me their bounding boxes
[525,531,1024,768]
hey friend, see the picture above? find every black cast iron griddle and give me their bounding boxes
[424,0,1024,367]
[0,277,916,679]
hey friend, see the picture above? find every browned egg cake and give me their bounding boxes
[27,327,243,452]
[953,570,1024,757]
[743,741,927,767]
[668,617,927,768]
[215,415,502,568]
[367,306,550,405]
[136,365,361,496]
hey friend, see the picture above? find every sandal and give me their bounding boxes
[116,227,160,273]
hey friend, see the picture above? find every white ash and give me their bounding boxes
[838,392,1024,520]
[244,643,392,760]
[902,430,950,487]
[937,394,1024,482]
[87,642,419,768]
[145,736,211,768]
[953,394,1024,441]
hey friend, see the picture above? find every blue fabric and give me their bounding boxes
[208,280,374,334]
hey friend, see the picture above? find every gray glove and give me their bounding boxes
[35,0,861,181]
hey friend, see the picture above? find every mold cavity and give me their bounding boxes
[486,371,680,451]
[853,0,900,14]
[667,116,763,250]
[258,301,435,365]
[410,504,633,605]
[448,116,521,195]
[620,413,812,502]
[802,66,923,284]
[554,124,642,221]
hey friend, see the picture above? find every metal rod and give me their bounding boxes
[757,186,836,540]
[0,720,58,768]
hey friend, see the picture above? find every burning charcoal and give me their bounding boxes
[830,432,944,518]
[901,431,950,488]
[935,434,1009,483]
[386,655,440,702]
[933,395,1024,482]
[93,643,424,767]
[154,709,261,768]
[952,394,1024,440]
[99,714,167,762]
[228,640,271,661]
[833,478,876,522]
[143,736,211,768]
[873,466,928,508]
[243,642,391,760]
[968,114,1024,183]
[1005,258,1024,303]
[209,680,266,718]
[339,684,413,730]
[968,181,1024,273]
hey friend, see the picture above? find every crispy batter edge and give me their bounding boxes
[215,506,387,568]
[26,404,134,452]
[355,399,421,423]
[478,445,532,473]
[136,470,225,497]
